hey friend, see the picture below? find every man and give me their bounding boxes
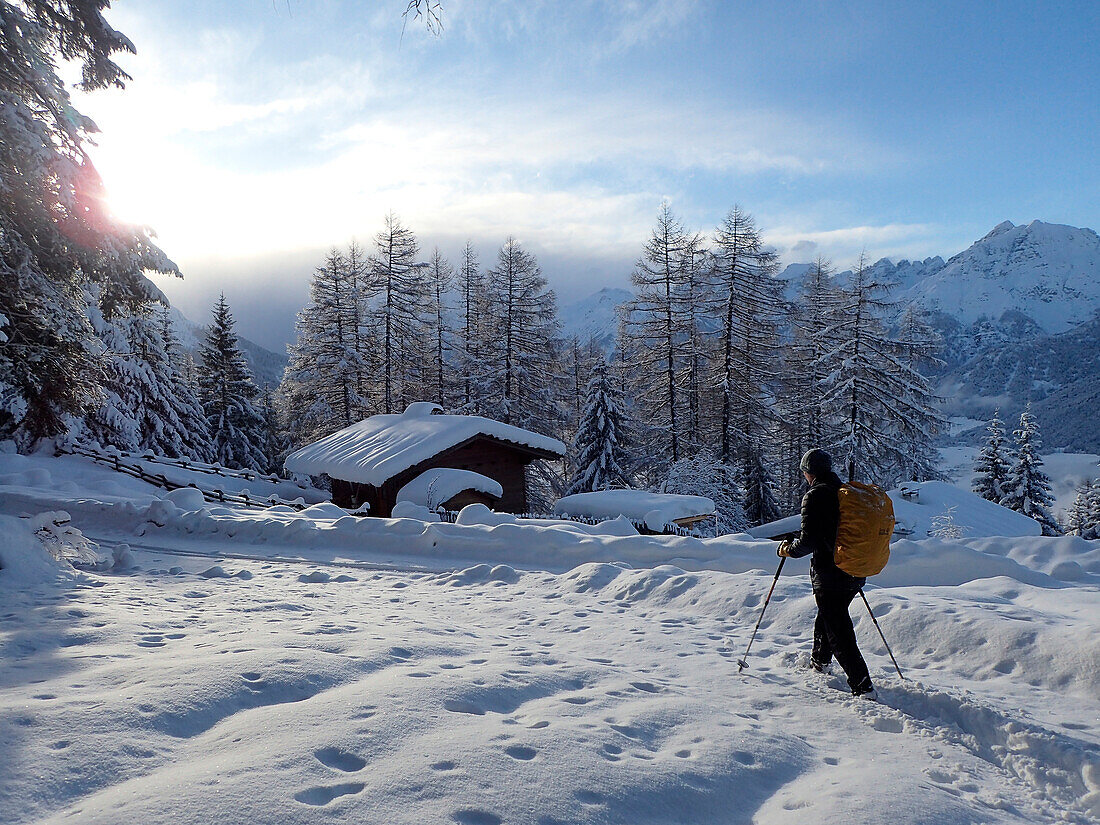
[778,448,876,698]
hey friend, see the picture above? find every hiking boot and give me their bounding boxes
[851,679,877,700]
[811,658,831,674]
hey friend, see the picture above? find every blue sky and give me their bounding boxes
[79,0,1099,350]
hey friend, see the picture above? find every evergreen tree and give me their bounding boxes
[0,0,175,445]
[742,447,784,526]
[159,306,214,462]
[128,301,212,459]
[258,386,290,477]
[1085,477,1100,540]
[823,253,944,486]
[425,247,453,407]
[656,452,746,536]
[480,237,560,430]
[80,288,140,451]
[708,206,783,467]
[1000,406,1060,536]
[621,203,690,465]
[972,412,1011,503]
[455,240,486,412]
[197,295,267,470]
[370,213,425,414]
[777,256,843,509]
[281,246,371,444]
[565,362,633,494]
[1064,482,1092,536]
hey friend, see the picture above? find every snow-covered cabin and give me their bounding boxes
[283,403,566,517]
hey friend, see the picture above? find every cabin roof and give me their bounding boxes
[284,402,566,486]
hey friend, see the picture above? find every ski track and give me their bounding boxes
[2,545,1097,825]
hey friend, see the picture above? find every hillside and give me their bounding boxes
[170,307,289,388]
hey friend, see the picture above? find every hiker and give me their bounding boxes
[778,448,876,698]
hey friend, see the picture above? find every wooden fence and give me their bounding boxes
[56,444,308,511]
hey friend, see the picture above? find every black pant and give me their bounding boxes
[812,583,872,693]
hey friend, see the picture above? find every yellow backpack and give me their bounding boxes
[834,481,894,577]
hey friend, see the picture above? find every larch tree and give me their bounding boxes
[565,362,633,495]
[706,206,784,519]
[481,237,560,430]
[776,257,843,509]
[282,247,371,443]
[621,203,689,465]
[972,412,1011,503]
[822,253,943,486]
[455,241,486,412]
[425,247,453,407]
[197,295,267,471]
[1000,406,1060,536]
[370,213,425,414]
[0,0,176,445]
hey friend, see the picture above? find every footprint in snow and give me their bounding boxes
[444,699,486,716]
[293,782,365,806]
[504,745,537,760]
[314,747,367,772]
[451,810,502,825]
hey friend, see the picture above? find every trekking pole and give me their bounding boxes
[859,589,904,679]
[738,557,785,673]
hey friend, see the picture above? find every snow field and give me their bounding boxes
[2,451,1100,823]
[3,514,1099,823]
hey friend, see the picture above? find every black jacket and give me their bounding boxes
[787,471,865,592]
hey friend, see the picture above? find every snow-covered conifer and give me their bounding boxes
[0,1,175,444]
[1000,406,1060,536]
[1085,478,1100,540]
[822,253,944,486]
[741,446,783,527]
[197,295,267,471]
[565,362,633,495]
[620,203,690,464]
[972,412,1011,503]
[707,206,783,467]
[425,247,454,407]
[480,237,561,431]
[370,213,427,414]
[656,452,746,536]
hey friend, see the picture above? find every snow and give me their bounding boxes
[554,490,716,530]
[891,481,1041,538]
[898,220,1100,334]
[752,481,1042,541]
[284,402,567,486]
[1,451,1099,824]
[397,468,504,508]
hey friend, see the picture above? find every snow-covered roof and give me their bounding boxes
[284,403,566,486]
[397,468,503,508]
[554,490,716,531]
[748,481,1042,540]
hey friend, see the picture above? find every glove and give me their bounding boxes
[777,540,792,558]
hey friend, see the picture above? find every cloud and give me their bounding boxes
[766,222,947,267]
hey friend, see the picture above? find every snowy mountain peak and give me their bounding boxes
[983,220,1016,239]
[560,287,632,346]
[898,220,1100,333]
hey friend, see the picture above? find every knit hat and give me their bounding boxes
[800,448,832,477]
